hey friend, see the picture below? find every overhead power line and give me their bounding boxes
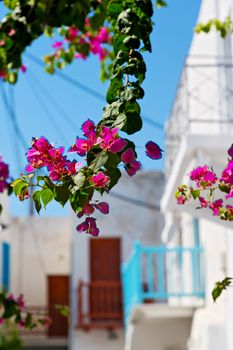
[0,84,28,150]
[29,71,81,132]
[25,74,69,144]
[108,191,160,211]
[26,52,164,131]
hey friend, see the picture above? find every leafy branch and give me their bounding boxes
[212,277,233,302]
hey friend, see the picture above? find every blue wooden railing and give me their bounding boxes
[121,241,205,325]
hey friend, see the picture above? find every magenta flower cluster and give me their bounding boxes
[0,292,51,329]
[21,118,162,236]
[176,145,233,220]
[0,156,9,193]
[51,20,111,63]
[0,29,27,80]
[26,137,79,181]
[189,165,217,188]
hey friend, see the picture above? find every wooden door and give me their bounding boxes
[89,238,122,321]
[47,275,69,337]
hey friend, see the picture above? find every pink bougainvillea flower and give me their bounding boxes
[77,203,95,218]
[0,71,6,79]
[68,144,78,153]
[0,156,9,192]
[98,48,108,61]
[0,40,5,47]
[145,141,163,160]
[199,196,208,208]
[26,136,79,181]
[121,148,135,164]
[76,220,88,232]
[226,189,233,199]
[17,294,25,310]
[75,138,93,156]
[76,217,99,237]
[85,217,99,236]
[228,144,233,159]
[125,160,141,177]
[81,119,96,137]
[52,41,63,49]
[68,27,78,41]
[98,126,127,153]
[21,64,27,73]
[75,53,87,60]
[220,161,233,186]
[109,138,127,153]
[0,318,4,325]
[177,195,187,205]
[189,165,217,188]
[98,27,111,42]
[121,148,141,176]
[209,199,223,216]
[19,320,25,328]
[91,171,110,188]
[8,29,16,36]
[94,202,109,214]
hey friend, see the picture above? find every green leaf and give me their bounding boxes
[191,189,200,200]
[13,179,28,196]
[106,77,123,104]
[112,113,127,129]
[106,167,121,189]
[43,176,55,190]
[54,186,70,206]
[212,277,233,302]
[41,188,54,208]
[107,0,123,18]
[218,184,230,193]
[156,0,167,8]
[32,191,42,214]
[121,111,142,134]
[113,34,128,55]
[90,152,108,171]
[104,153,121,168]
[72,173,85,190]
[123,35,140,49]
[55,304,70,318]
[69,190,89,213]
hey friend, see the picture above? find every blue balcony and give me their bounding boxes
[121,241,205,325]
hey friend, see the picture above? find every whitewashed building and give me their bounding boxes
[116,1,233,350]
[70,171,165,350]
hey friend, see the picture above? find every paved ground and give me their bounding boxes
[72,329,125,350]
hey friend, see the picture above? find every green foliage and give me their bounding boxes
[156,0,167,8]
[7,0,154,217]
[212,277,233,302]
[0,0,107,81]
[0,323,23,350]
[100,0,153,135]
[55,304,70,318]
[195,16,233,38]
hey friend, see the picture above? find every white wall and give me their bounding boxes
[7,216,72,306]
[70,171,165,348]
[126,317,192,350]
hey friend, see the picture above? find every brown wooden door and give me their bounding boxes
[47,275,69,337]
[89,238,122,321]
[90,238,121,282]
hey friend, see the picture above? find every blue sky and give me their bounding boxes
[0,1,201,216]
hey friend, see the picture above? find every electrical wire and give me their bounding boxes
[0,84,28,150]
[25,74,69,144]
[0,84,27,173]
[26,52,164,131]
[107,191,160,211]
[29,71,81,132]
